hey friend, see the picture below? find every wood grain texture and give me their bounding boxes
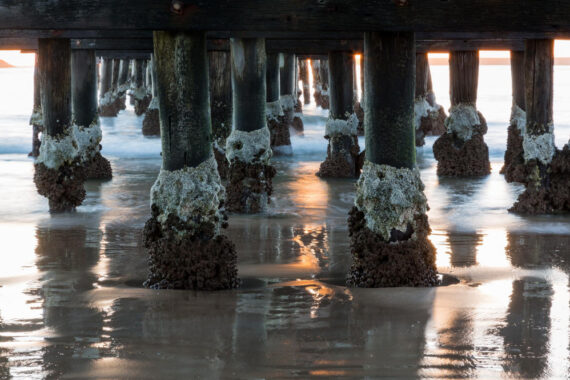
[525,39,554,135]
[511,50,525,111]
[364,32,415,169]
[154,31,212,170]
[450,51,478,106]
[2,1,570,33]
[38,38,71,137]
[71,50,98,126]
[328,51,354,120]
[231,38,267,133]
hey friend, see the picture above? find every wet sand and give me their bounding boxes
[1,66,570,378]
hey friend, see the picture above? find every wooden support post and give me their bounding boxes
[29,53,43,157]
[510,39,569,214]
[208,50,233,177]
[502,50,527,181]
[299,59,310,105]
[142,54,161,136]
[319,58,330,109]
[99,57,120,116]
[524,40,553,136]
[118,59,130,90]
[72,50,98,127]
[266,52,291,154]
[99,58,113,99]
[225,38,276,213]
[317,51,360,178]
[414,52,446,146]
[111,59,120,92]
[232,39,266,134]
[132,58,151,115]
[143,30,238,290]
[279,53,297,129]
[154,34,212,170]
[34,38,87,212]
[40,39,71,138]
[432,51,490,176]
[348,31,438,288]
[328,51,354,119]
[72,50,112,180]
[365,34,415,169]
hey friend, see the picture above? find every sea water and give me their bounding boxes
[0,65,569,379]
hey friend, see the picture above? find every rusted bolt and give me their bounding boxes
[171,0,184,14]
[392,0,408,6]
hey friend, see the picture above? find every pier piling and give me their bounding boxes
[432,50,491,176]
[317,51,360,178]
[225,38,276,213]
[347,31,438,287]
[143,31,238,290]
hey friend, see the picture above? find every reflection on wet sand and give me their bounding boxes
[1,105,570,378]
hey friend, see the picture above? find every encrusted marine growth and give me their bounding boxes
[225,127,276,213]
[266,100,292,155]
[502,105,527,182]
[132,87,152,116]
[34,123,103,211]
[433,104,491,176]
[317,113,360,178]
[142,97,160,136]
[414,96,447,146]
[99,91,122,117]
[510,136,570,214]
[143,156,239,289]
[347,161,438,287]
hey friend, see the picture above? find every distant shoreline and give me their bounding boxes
[429,57,570,66]
[0,59,15,68]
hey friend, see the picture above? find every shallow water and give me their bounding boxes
[0,65,569,379]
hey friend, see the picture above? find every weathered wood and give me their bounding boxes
[364,32,415,169]
[208,50,232,142]
[450,51,479,105]
[415,53,429,98]
[133,59,144,89]
[154,31,212,170]
[99,58,113,96]
[328,51,354,119]
[96,51,151,59]
[150,55,158,98]
[71,50,98,126]
[32,55,41,111]
[2,37,527,55]
[280,53,295,96]
[266,53,280,103]
[38,38,71,137]
[511,50,525,110]
[525,40,554,135]
[231,38,267,133]
[118,59,129,86]
[4,2,570,33]
[111,58,120,90]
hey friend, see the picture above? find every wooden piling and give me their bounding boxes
[34,38,86,212]
[226,37,276,213]
[348,31,438,288]
[317,50,359,178]
[364,33,415,169]
[72,50,98,127]
[153,32,212,170]
[432,50,490,176]
[144,31,238,291]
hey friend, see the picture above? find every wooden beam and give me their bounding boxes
[1,37,526,54]
[2,1,570,34]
